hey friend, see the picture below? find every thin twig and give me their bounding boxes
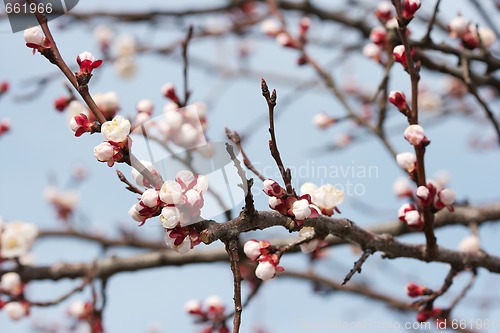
[261,79,295,196]
[116,170,144,195]
[422,0,442,43]
[342,248,374,285]
[181,25,194,107]
[225,238,243,333]
[225,142,255,215]
[225,128,266,181]
[29,279,88,306]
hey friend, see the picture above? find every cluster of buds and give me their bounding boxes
[135,99,154,124]
[44,186,80,221]
[404,124,429,148]
[363,2,399,63]
[23,27,50,54]
[0,220,38,260]
[448,15,496,49]
[185,296,229,333]
[244,240,284,281]
[398,185,456,229]
[129,170,207,254]
[0,272,30,321]
[263,179,319,226]
[0,119,10,138]
[93,115,131,167]
[158,101,209,151]
[67,301,103,333]
[0,263,33,322]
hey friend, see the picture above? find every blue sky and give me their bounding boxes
[1,1,500,332]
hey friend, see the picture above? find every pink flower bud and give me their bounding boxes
[0,81,9,93]
[185,189,203,211]
[205,295,224,313]
[93,142,114,163]
[261,19,281,36]
[369,26,387,46]
[436,188,456,211]
[140,189,159,208]
[299,17,311,36]
[54,96,70,112]
[458,234,480,253]
[184,300,202,314]
[243,240,261,261]
[268,196,283,209]
[312,113,335,129]
[416,186,429,200]
[161,83,179,104]
[160,206,181,229]
[263,179,285,198]
[406,282,430,297]
[4,302,26,321]
[255,261,277,280]
[404,124,427,146]
[375,1,393,22]
[128,204,143,222]
[402,0,421,20]
[405,210,421,228]
[396,152,416,173]
[0,272,22,295]
[101,115,131,143]
[363,43,382,61]
[478,27,496,48]
[448,15,468,38]
[276,33,295,48]
[193,175,208,194]
[70,113,92,137]
[393,178,413,197]
[160,180,183,205]
[176,170,197,189]
[0,119,11,136]
[389,91,407,110]
[393,45,406,64]
[24,27,44,46]
[136,99,154,115]
[77,51,102,74]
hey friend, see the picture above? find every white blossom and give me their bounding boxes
[101,115,131,143]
